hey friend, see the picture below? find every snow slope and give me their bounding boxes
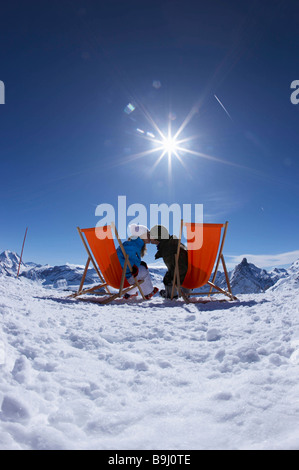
[269,258,299,292]
[1,274,299,450]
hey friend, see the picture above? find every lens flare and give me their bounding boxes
[115,97,246,180]
[162,135,179,156]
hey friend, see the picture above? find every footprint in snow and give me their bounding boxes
[206,328,221,342]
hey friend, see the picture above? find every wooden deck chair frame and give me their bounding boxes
[69,222,145,304]
[171,220,238,303]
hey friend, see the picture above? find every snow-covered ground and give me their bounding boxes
[1,273,299,450]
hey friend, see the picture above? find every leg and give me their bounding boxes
[166,285,178,298]
[127,265,154,296]
[162,270,178,298]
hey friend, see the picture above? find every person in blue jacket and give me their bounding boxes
[117,224,159,300]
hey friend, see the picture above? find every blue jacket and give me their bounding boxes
[117,237,145,279]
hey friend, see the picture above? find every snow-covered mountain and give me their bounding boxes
[0,250,297,294]
[23,263,99,289]
[269,258,299,292]
[180,257,289,295]
[221,257,288,294]
[0,250,24,276]
[0,251,99,289]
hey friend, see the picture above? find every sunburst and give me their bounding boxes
[117,99,246,178]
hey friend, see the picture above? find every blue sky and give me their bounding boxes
[0,0,299,269]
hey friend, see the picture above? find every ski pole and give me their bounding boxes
[17,227,28,278]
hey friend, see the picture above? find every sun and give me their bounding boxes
[118,99,242,178]
[161,134,179,157]
[149,120,191,174]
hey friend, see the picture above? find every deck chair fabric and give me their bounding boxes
[173,221,237,302]
[82,226,130,290]
[182,223,223,289]
[71,225,145,303]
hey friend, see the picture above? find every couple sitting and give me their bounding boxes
[116,223,188,300]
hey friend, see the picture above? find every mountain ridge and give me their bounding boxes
[0,250,296,294]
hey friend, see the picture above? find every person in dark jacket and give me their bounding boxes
[150,225,189,299]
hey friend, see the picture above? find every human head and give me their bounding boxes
[150,225,169,243]
[129,224,151,244]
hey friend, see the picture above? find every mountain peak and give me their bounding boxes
[0,250,24,276]
[288,258,299,273]
[0,250,21,263]
[229,257,276,294]
[270,257,299,292]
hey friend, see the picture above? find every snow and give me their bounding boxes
[269,258,299,293]
[1,271,299,450]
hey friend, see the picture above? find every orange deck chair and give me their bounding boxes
[171,221,238,303]
[70,223,145,304]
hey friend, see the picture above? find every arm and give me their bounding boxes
[122,238,145,275]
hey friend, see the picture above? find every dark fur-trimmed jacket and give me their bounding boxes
[155,236,188,286]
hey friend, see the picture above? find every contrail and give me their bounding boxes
[214,94,233,122]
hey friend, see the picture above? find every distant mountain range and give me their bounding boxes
[0,250,97,288]
[0,250,297,295]
[215,257,289,294]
